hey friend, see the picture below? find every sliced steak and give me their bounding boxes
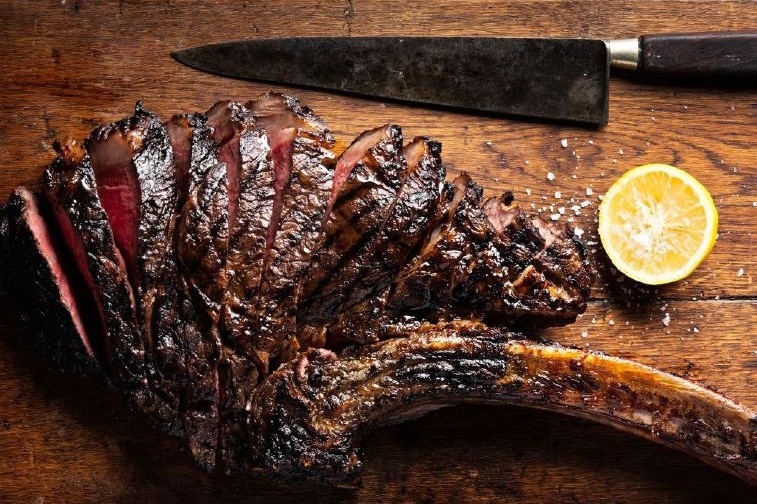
[43,143,148,392]
[296,124,405,330]
[339,137,446,315]
[0,187,100,374]
[233,93,335,370]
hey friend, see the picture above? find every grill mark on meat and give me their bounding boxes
[0,188,101,374]
[174,103,240,469]
[385,174,592,327]
[87,105,191,435]
[297,124,404,328]
[44,149,148,391]
[241,93,335,368]
[175,100,253,469]
[341,138,446,314]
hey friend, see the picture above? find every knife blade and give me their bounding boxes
[171,34,757,125]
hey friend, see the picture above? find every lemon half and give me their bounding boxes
[598,164,718,285]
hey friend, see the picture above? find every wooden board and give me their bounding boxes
[0,1,754,502]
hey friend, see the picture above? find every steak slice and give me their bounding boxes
[234,93,335,370]
[0,187,100,374]
[296,124,405,330]
[175,101,252,469]
[250,320,757,486]
[44,143,148,392]
[337,137,446,318]
[313,137,448,347]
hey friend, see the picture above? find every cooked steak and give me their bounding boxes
[44,142,148,392]
[242,93,336,370]
[1,94,754,487]
[0,187,100,374]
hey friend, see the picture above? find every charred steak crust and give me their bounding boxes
[240,93,336,368]
[296,124,405,328]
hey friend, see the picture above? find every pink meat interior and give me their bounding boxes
[206,102,242,229]
[88,132,141,286]
[325,125,390,222]
[48,192,110,363]
[23,189,96,357]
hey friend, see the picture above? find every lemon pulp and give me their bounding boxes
[598,164,718,285]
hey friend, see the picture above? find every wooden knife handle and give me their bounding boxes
[639,32,757,76]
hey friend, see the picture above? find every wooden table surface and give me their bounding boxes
[0,1,755,502]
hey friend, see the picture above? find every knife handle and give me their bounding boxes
[639,32,757,77]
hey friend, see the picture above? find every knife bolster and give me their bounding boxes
[608,38,640,70]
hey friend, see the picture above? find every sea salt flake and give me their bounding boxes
[560,138,568,148]
[554,191,561,198]
[573,227,584,237]
[585,187,593,196]
[608,319,615,326]
[558,207,565,214]
[581,331,588,338]
[662,313,671,327]
[546,172,555,181]
[618,148,624,155]
[580,200,591,208]
[550,213,561,221]
[525,188,532,196]
[737,268,744,277]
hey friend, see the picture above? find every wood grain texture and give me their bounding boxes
[0,1,754,502]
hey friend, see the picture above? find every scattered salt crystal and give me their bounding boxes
[571,205,581,214]
[737,268,744,277]
[662,313,671,327]
[560,138,568,148]
[581,331,588,338]
[692,326,699,333]
[550,213,561,221]
[554,191,561,198]
[485,141,492,146]
[524,160,529,165]
[618,148,624,155]
[558,207,565,214]
[591,317,596,324]
[546,172,555,181]
[753,202,757,207]
[573,227,584,238]
[585,187,593,196]
[608,319,615,326]
[580,200,591,208]
[525,188,531,196]
[588,140,594,145]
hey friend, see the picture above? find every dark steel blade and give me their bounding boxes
[172,37,610,124]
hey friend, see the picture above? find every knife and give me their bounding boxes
[171,33,757,125]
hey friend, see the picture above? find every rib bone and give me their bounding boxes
[249,321,756,486]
